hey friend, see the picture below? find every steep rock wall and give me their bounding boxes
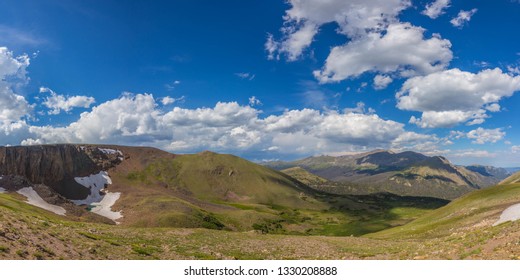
[0,145,122,199]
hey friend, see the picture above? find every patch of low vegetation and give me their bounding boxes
[0,245,9,253]
[252,220,284,234]
[78,231,101,240]
[131,244,160,257]
[198,212,225,230]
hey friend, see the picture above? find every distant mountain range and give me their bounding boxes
[504,167,520,174]
[264,150,511,200]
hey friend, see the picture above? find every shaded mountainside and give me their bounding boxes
[465,165,510,180]
[266,150,510,200]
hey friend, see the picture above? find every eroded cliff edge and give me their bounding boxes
[0,145,123,199]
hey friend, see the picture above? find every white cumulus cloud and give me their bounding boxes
[450,149,497,158]
[277,0,410,39]
[3,92,436,158]
[451,9,478,28]
[39,87,95,115]
[422,0,451,19]
[314,23,452,82]
[248,96,262,106]
[485,103,501,112]
[344,102,375,114]
[373,75,393,90]
[397,68,520,128]
[268,0,453,83]
[269,21,319,61]
[0,47,32,123]
[0,47,33,144]
[409,110,488,128]
[466,127,505,144]
[161,95,185,105]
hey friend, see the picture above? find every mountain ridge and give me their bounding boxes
[264,150,510,200]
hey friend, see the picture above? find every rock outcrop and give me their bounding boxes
[0,145,123,199]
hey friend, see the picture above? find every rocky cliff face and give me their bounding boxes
[0,145,123,199]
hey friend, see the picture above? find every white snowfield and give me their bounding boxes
[1,176,6,193]
[493,203,520,226]
[98,148,122,155]
[72,170,123,222]
[72,171,112,205]
[91,192,123,223]
[16,187,66,216]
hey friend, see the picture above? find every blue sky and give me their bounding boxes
[1,0,520,167]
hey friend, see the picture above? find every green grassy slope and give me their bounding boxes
[3,190,520,260]
[111,151,330,231]
[157,152,322,208]
[499,171,520,185]
[368,182,520,239]
[0,192,403,260]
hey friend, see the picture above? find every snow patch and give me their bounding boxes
[91,192,123,223]
[16,187,66,216]
[0,175,4,193]
[494,203,520,226]
[98,148,124,161]
[98,148,123,156]
[98,148,122,155]
[72,171,112,205]
[72,171,123,222]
